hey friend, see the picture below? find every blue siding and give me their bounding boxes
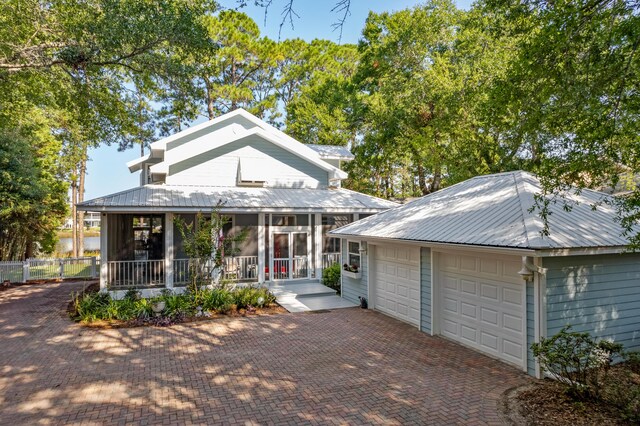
[341,239,368,304]
[526,282,535,376]
[544,253,640,353]
[420,248,432,334]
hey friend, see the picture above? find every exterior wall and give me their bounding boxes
[543,253,640,353]
[341,239,368,304]
[166,135,329,188]
[420,247,432,334]
[165,117,255,152]
[526,281,535,376]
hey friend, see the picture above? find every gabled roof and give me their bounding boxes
[77,185,398,212]
[149,127,348,180]
[306,144,355,161]
[136,109,348,180]
[331,171,635,250]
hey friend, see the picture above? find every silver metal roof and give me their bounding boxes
[77,185,398,212]
[331,171,636,250]
[306,144,355,160]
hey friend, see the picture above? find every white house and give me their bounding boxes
[77,109,397,295]
[331,171,640,377]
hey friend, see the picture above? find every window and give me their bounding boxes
[347,241,361,268]
[272,215,296,226]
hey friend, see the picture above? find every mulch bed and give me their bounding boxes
[76,304,288,329]
[502,366,639,425]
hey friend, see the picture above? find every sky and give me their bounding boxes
[84,0,474,200]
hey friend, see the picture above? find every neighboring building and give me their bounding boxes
[62,211,101,229]
[77,109,397,296]
[331,171,640,378]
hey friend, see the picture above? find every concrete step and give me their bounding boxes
[277,294,357,313]
[269,282,337,298]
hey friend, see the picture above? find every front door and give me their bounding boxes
[272,232,309,280]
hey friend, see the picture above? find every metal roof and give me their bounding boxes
[331,171,636,250]
[306,144,355,160]
[77,185,398,212]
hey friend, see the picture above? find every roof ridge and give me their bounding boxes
[512,171,545,248]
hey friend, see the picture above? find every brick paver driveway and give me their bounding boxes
[0,281,530,425]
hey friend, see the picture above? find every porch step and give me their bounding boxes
[269,281,356,312]
[276,294,357,313]
[269,282,336,298]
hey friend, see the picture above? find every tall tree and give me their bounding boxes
[482,0,640,241]
[198,10,279,120]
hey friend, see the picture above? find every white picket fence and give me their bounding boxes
[0,257,98,283]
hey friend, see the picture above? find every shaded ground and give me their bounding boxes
[504,376,638,425]
[0,281,530,425]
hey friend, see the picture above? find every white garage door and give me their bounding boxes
[438,252,526,368]
[373,244,421,327]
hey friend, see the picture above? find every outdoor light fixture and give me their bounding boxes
[517,256,547,282]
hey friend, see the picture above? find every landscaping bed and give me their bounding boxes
[504,367,638,425]
[69,284,286,328]
[502,326,640,425]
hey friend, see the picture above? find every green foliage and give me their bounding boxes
[532,326,625,399]
[159,293,193,319]
[70,286,277,323]
[72,291,111,322]
[198,287,234,313]
[0,129,67,260]
[322,263,341,293]
[233,286,275,309]
[174,207,248,292]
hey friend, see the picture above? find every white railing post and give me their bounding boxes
[100,213,108,291]
[165,213,174,289]
[314,213,322,280]
[59,259,64,280]
[22,260,29,283]
[258,213,265,284]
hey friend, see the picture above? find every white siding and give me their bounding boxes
[166,136,329,188]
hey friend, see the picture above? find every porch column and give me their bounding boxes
[99,213,108,292]
[353,213,359,221]
[258,213,265,284]
[268,213,273,283]
[314,213,322,279]
[165,213,174,289]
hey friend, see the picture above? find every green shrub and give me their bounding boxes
[160,293,193,319]
[532,326,624,399]
[322,263,341,293]
[200,288,234,313]
[72,291,111,322]
[233,286,274,309]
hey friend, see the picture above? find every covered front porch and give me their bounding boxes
[99,212,355,292]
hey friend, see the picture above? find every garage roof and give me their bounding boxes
[331,171,635,250]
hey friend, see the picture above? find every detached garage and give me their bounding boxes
[332,171,640,377]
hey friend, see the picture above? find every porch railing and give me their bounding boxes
[107,260,165,289]
[223,256,258,282]
[173,256,259,286]
[322,252,341,269]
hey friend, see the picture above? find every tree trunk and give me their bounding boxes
[204,78,215,120]
[77,155,87,257]
[430,167,442,193]
[71,177,78,258]
[417,163,428,195]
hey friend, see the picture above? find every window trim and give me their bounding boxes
[346,240,361,270]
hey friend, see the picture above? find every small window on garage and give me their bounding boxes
[347,241,361,268]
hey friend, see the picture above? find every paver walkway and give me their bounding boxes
[0,281,531,425]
